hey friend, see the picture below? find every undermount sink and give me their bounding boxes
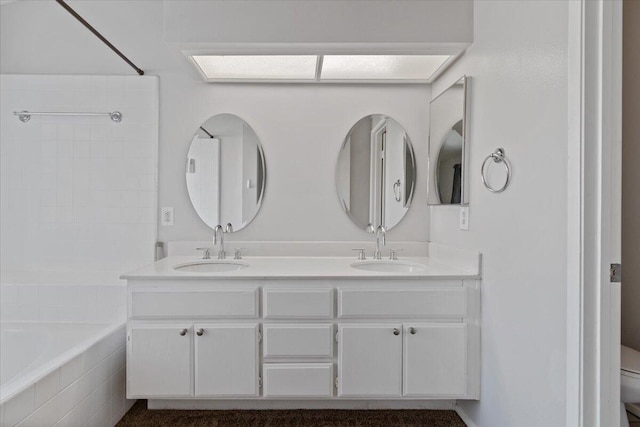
[350,260,427,273]
[173,260,249,273]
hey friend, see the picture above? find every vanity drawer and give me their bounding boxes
[263,288,333,319]
[263,363,333,397]
[338,288,466,318]
[263,324,333,359]
[131,289,259,318]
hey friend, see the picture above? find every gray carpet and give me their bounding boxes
[116,401,467,427]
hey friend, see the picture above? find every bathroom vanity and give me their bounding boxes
[122,253,480,408]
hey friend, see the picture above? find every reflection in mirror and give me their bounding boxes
[186,114,266,231]
[428,76,469,205]
[336,115,416,231]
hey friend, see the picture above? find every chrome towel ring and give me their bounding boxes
[481,148,511,193]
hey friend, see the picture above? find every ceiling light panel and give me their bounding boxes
[192,55,318,80]
[320,55,451,81]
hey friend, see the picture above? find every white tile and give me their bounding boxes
[38,306,61,321]
[57,124,73,141]
[1,304,20,321]
[73,76,90,93]
[18,305,39,322]
[109,380,125,422]
[18,286,38,305]
[59,355,83,390]
[35,369,60,408]
[1,285,20,304]
[16,396,58,427]
[57,369,96,420]
[1,385,35,427]
[41,123,58,141]
[92,377,112,416]
[38,286,60,306]
[87,399,111,427]
[39,206,56,224]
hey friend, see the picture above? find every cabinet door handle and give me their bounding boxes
[393,328,400,336]
[196,328,205,336]
[179,328,188,336]
[409,327,416,335]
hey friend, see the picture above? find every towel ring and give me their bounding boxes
[481,148,511,193]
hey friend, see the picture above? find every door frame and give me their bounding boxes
[566,1,623,426]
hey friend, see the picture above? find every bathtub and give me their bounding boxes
[0,282,134,427]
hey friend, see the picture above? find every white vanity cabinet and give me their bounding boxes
[194,324,260,397]
[337,323,468,398]
[127,324,193,397]
[125,276,480,405]
[337,324,404,397]
[127,322,260,399]
[402,323,467,396]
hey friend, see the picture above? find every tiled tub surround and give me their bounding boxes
[0,323,134,427]
[0,74,159,277]
[0,282,126,324]
[0,74,157,426]
[0,282,130,426]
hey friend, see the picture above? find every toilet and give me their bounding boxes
[621,345,640,427]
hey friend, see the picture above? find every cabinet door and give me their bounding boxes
[337,324,402,397]
[194,323,259,397]
[403,323,467,396]
[127,324,192,398]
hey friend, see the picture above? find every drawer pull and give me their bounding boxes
[179,328,188,336]
[409,327,417,335]
[196,328,205,336]
[393,328,400,336]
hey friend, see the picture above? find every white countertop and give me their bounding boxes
[121,256,480,280]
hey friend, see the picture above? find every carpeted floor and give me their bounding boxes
[116,401,467,427]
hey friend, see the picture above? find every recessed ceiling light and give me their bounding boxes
[321,55,451,81]
[191,55,318,80]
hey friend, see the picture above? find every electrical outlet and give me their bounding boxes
[459,206,469,230]
[161,207,174,226]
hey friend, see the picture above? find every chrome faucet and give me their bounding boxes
[373,225,386,260]
[214,225,225,259]
[213,223,234,259]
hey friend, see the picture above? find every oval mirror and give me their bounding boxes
[186,114,266,231]
[336,115,416,231]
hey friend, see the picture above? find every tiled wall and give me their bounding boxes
[0,325,134,427]
[0,74,158,281]
[0,284,125,323]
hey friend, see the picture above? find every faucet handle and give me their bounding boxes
[196,247,212,260]
[365,223,376,233]
[352,248,367,260]
[234,248,247,260]
[389,249,404,260]
[225,223,234,233]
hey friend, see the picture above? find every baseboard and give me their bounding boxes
[454,402,478,427]
[148,399,456,410]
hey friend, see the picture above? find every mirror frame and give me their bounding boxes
[335,114,417,231]
[427,75,470,206]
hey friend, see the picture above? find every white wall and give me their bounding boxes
[164,0,473,46]
[0,0,431,243]
[430,1,569,426]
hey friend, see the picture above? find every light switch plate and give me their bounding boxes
[459,206,469,230]
[161,207,174,226]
